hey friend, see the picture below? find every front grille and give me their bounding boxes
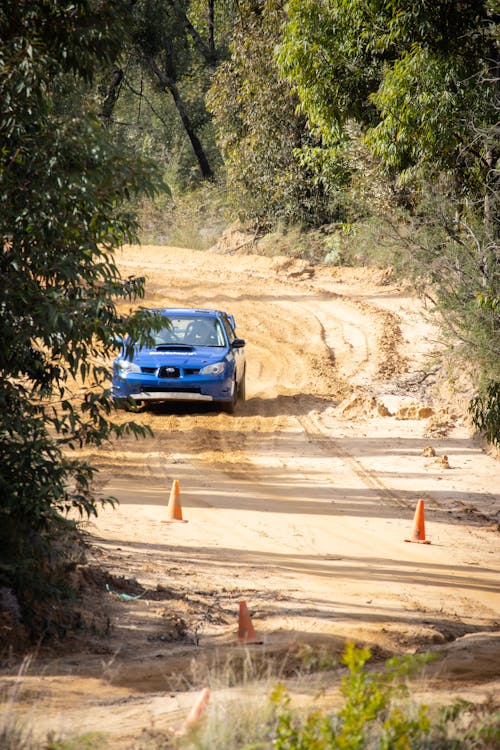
[158,366,180,378]
[141,367,157,374]
[184,368,200,375]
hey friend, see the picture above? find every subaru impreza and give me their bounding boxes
[112,308,246,413]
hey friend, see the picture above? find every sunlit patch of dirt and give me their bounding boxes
[2,245,499,748]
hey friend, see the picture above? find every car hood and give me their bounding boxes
[130,345,227,369]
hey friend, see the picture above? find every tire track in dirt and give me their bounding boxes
[297,410,409,510]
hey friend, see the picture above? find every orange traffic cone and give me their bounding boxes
[184,687,210,729]
[405,499,431,544]
[169,687,210,736]
[237,601,263,644]
[162,479,188,523]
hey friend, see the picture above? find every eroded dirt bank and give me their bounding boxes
[1,245,499,747]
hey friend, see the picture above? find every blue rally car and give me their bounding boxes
[112,308,246,413]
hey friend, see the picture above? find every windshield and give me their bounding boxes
[153,316,226,347]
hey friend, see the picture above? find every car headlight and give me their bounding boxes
[200,361,226,375]
[116,360,141,375]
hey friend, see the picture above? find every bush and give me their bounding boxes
[469,380,500,448]
[175,644,498,749]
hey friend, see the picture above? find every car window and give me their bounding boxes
[214,320,226,346]
[153,322,178,344]
[151,315,227,347]
[221,315,235,343]
[179,317,225,346]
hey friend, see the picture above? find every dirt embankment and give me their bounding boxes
[1,245,499,747]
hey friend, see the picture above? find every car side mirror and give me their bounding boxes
[232,338,245,349]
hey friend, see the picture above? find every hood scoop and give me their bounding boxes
[155,344,194,352]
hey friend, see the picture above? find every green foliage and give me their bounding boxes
[3,646,497,749]
[279,0,498,223]
[366,46,497,197]
[208,0,344,229]
[272,644,434,750]
[277,0,383,140]
[279,0,496,161]
[0,0,163,635]
[280,0,498,207]
[46,733,108,750]
[469,380,500,448]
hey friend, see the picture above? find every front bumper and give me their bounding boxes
[112,372,234,403]
[127,390,214,402]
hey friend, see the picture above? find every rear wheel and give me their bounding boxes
[238,370,246,402]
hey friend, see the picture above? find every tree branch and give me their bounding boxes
[166,0,216,65]
[101,66,124,122]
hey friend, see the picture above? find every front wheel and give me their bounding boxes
[114,397,146,413]
[219,377,237,414]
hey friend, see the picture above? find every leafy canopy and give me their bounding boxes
[208,0,346,229]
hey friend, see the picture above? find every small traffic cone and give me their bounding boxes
[237,600,263,644]
[169,687,210,736]
[405,499,431,544]
[184,687,210,729]
[162,479,188,523]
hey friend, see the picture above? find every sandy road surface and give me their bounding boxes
[2,245,499,746]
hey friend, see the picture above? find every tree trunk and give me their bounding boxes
[208,0,215,62]
[145,54,213,180]
[101,67,124,123]
[166,0,216,66]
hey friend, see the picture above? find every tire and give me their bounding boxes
[238,370,246,402]
[114,397,146,413]
[220,377,237,414]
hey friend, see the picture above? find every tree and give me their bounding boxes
[102,0,238,183]
[0,0,163,636]
[136,0,214,179]
[279,0,499,226]
[279,3,497,169]
[208,0,345,229]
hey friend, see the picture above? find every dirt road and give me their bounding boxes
[2,245,499,746]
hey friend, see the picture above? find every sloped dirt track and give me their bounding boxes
[2,245,499,747]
